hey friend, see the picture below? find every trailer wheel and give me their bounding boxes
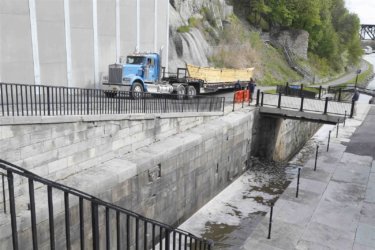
[186,86,197,98]
[176,85,186,100]
[131,82,144,99]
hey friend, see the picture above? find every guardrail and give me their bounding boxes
[256,90,354,117]
[0,159,213,250]
[0,82,225,117]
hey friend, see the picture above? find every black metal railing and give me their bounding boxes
[258,92,353,117]
[0,159,213,250]
[0,82,225,117]
[276,85,317,99]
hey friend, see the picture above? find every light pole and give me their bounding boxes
[355,69,361,88]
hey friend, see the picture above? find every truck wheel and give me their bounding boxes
[176,85,186,100]
[186,86,197,98]
[131,82,144,98]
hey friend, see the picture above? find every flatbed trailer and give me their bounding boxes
[161,65,254,94]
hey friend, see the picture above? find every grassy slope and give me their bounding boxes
[260,45,302,86]
[203,14,302,86]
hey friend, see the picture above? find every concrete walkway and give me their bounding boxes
[242,103,375,249]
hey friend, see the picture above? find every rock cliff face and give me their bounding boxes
[168,0,309,83]
[168,0,233,71]
[270,30,309,59]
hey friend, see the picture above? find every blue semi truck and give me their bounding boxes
[102,52,252,97]
[102,53,204,97]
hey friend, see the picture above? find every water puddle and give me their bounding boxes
[178,158,300,249]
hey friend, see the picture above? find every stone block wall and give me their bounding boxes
[0,111,253,249]
[0,114,218,201]
[251,111,321,161]
[272,117,321,161]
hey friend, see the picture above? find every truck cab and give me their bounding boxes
[124,54,159,83]
[103,53,174,96]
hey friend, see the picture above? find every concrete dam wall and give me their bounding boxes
[0,110,320,248]
[0,0,169,88]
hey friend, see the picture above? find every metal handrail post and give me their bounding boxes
[319,86,322,99]
[327,130,331,152]
[324,97,328,114]
[256,89,260,106]
[314,145,319,171]
[350,100,355,118]
[296,168,301,198]
[232,92,236,112]
[267,205,273,239]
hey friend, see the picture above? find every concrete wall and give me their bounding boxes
[251,111,321,161]
[0,0,169,88]
[0,0,35,84]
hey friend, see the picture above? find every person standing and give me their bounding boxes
[248,78,256,102]
[234,80,242,91]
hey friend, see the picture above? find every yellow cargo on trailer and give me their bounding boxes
[186,64,254,84]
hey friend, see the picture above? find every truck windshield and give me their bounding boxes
[126,56,145,65]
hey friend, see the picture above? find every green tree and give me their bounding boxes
[290,0,321,31]
[243,0,362,71]
[267,0,294,27]
[248,0,271,27]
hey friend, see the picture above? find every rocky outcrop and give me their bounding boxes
[270,29,309,59]
[168,0,233,71]
[170,0,232,22]
[169,28,211,70]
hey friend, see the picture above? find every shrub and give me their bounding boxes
[201,6,216,28]
[188,17,199,27]
[177,25,190,33]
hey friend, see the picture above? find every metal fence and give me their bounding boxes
[0,159,213,250]
[0,82,225,117]
[276,85,317,99]
[257,91,353,117]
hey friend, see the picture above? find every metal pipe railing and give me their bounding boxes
[0,82,224,117]
[260,92,351,116]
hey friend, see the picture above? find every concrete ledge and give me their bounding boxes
[0,112,224,125]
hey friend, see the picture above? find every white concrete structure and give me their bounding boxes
[0,0,169,88]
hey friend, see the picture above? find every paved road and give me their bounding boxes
[346,107,375,157]
[317,59,370,88]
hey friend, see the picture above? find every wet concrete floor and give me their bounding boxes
[179,129,333,249]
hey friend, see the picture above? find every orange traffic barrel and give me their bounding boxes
[234,91,243,103]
